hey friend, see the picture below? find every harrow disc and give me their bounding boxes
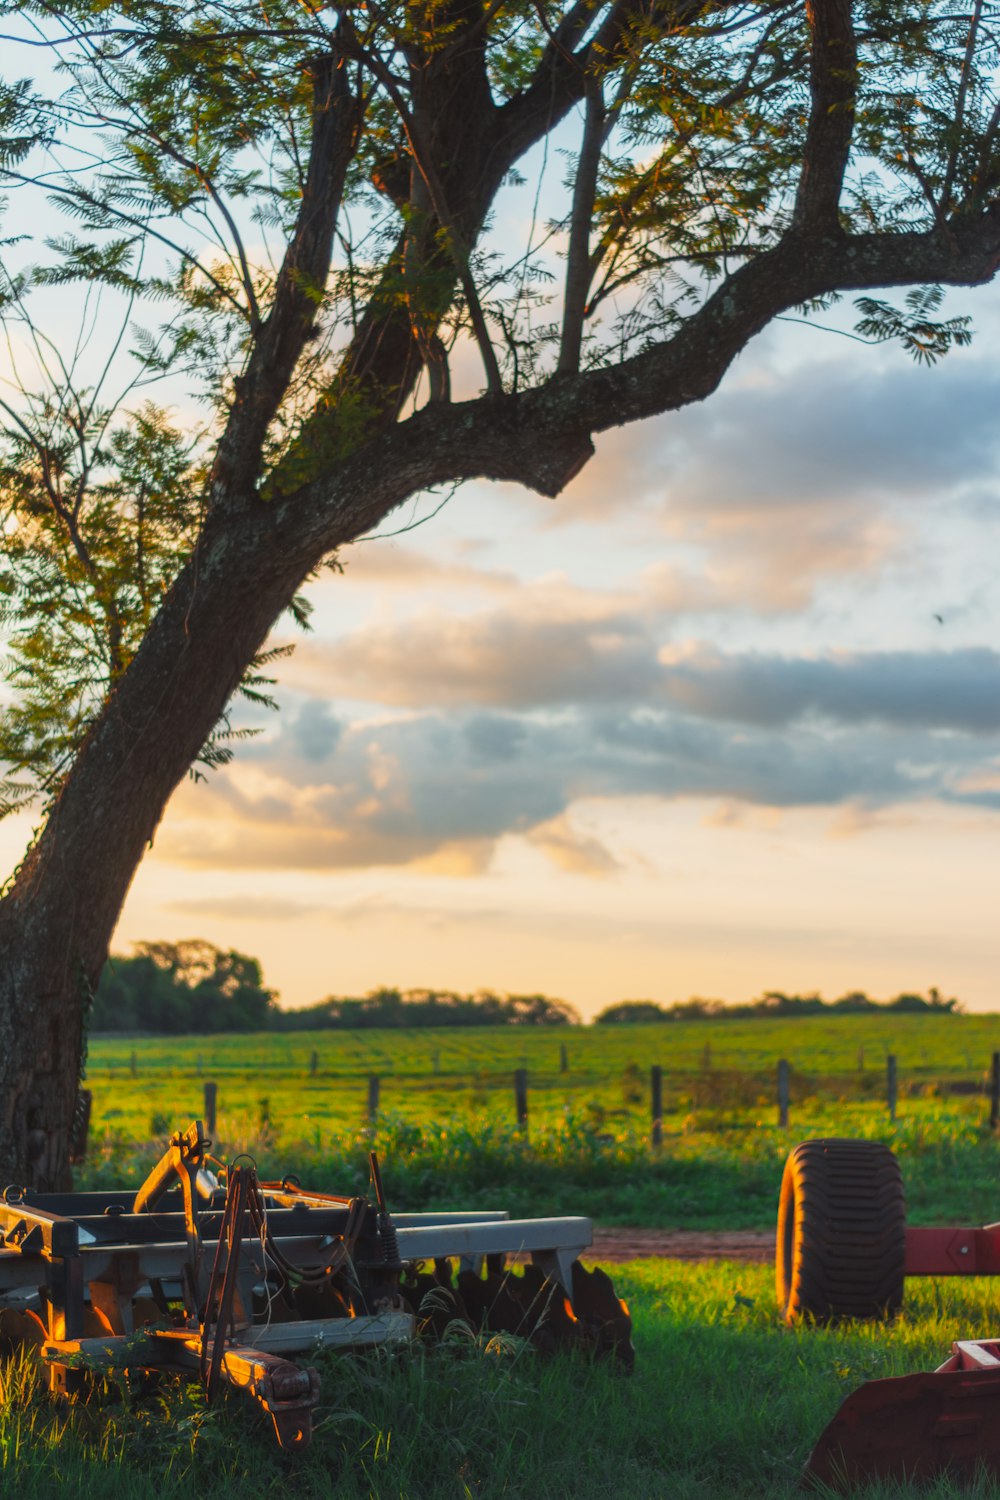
[403,1256,634,1368]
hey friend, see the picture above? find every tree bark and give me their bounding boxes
[0,505,323,1187]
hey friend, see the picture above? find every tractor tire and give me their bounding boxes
[776,1137,905,1325]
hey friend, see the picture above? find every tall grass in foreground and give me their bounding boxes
[78,1099,1000,1229]
[5,1261,1000,1498]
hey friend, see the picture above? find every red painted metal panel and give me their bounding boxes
[905,1226,1000,1276]
[806,1366,1000,1489]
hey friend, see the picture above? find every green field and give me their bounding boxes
[80,1014,1000,1229]
[10,1015,1000,1496]
[5,1259,1000,1498]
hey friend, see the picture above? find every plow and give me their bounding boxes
[0,1120,632,1448]
[779,1136,1000,1489]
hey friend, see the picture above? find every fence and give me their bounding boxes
[76,1044,1000,1158]
[153,1049,1000,1148]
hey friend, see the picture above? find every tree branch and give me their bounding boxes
[940,0,984,221]
[286,208,1000,551]
[208,44,362,506]
[343,30,504,396]
[558,74,605,373]
[792,0,858,233]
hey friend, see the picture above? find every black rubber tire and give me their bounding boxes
[775,1137,905,1325]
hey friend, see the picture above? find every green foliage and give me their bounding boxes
[594,1000,668,1025]
[93,956,582,1033]
[595,989,961,1023]
[854,285,974,364]
[0,394,310,810]
[92,940,278,1034]
[0,403,202,811]
[280,986,581,1031]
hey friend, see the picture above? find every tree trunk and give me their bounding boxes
[0,9,602,1194]
[0,505,325,1188]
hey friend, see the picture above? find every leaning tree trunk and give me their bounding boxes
[0,504,332,1189]
[0,0,584,1191]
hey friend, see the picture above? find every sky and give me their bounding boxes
[8,287,999,1019]
[1,27,999,1019]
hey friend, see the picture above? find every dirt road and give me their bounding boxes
[585,1227,773,1263]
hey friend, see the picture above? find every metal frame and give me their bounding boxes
[0,1121,598,1448]
[904,1224,1000,1276]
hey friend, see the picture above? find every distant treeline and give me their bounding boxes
[274,989,580,1030]
[93,943,962,1035]
[93,942,279,1034]
[593,989,961,1024]
[93,944,579,1033]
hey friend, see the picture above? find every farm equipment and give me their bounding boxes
[776,1136,1000,1488]
[0,1120,632,1448]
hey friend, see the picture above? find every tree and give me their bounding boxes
[91,941,278,1032]
[2,0,999,1186]
[594,1001,669,1024]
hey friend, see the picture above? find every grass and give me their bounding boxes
[6,1260,1000,1497]
[75,1102,1000,1229]
[79,1015,1000,1229]
[16,1015,1000,1495]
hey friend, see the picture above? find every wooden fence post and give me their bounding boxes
[651,1065,663,1148]
[560,1043,568,1075]
[989,1052,1000,1130]
[857,1046,864,1073]
[514,1068,528,1131]
[309,1050,319,1077]
[777,1059,790,1128]
[887,1054,897,1123]
[203,1081,218,1135]
[367,1075,381,1122]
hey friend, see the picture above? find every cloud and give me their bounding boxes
[298,603,661,708]
[167,895,323,921]
[160,669,1000,874]
[565,355,1000,520]
[339,541,518,595]
[288,584,1000,738]
[525,815,620,875]
[545,353,1000,610]
[657,644,1000,732]
[292,701,343,762]
[663,359,1000,515]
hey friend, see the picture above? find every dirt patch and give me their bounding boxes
[583,1227,774,1263]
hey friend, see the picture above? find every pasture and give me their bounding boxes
[4,1259,1000,1498]
[80,1014,1000,1228]
[7,1013,1000,1496]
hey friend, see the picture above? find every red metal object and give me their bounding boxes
[905,1224,1000,1276]
[806,1341,1000,1489]
[806,1230,1000,1487]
